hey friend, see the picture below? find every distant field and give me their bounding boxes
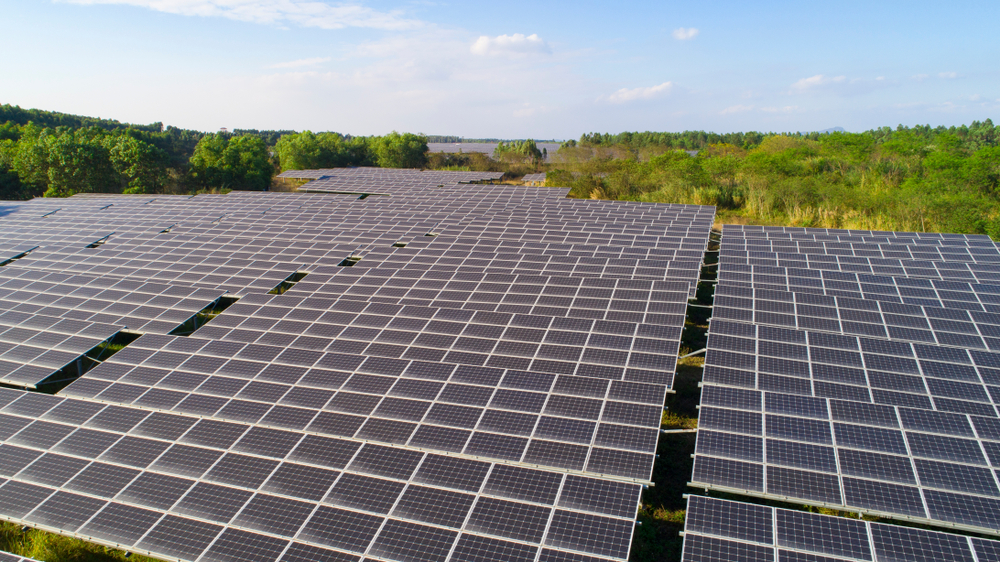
[427,142,563,160]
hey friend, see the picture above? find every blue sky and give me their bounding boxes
[2,0,998,138]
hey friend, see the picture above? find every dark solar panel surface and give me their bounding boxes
[692,223,1000,537]
[0,172,715,562]
[681,495,1000,562]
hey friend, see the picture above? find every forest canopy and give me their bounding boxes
[0,104,429,198]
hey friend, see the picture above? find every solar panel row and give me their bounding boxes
[719,251,1000,284]
[277,167,506,184]
[718,266,1000,311]
[728,225,990,240]
[681,495,1000,562]
[712,285,1000,350]
[724,237,1000,260]
[0,270,225,334]
[0,553,39,562]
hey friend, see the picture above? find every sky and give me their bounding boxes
[1,0,998,138]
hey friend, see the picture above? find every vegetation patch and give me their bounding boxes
[0,521,158,562]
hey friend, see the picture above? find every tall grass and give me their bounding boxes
[0,522,158,562]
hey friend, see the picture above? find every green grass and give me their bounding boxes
[0,521,159,562]
[631,432,697,561]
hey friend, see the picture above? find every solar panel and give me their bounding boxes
[0,553,41,562]
[682,495,1000,562]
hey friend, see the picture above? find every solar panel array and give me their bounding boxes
[0,171,715,562]
[690,225,1000,549]
[522,173,547,184]
[681,495,1000,562]
[277,167,509,196]
[278,168,505,183]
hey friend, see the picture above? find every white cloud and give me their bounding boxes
[939,71,958,79]
[606,82,673,103]
[470,33,550,56]
[268,57,331,69]
[60,0,421,30]
[719,104,753,115]
[672,27,699,40]
[791,74,846,91]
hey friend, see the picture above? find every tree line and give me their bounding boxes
[549,120,1000,238]
[573,120,1000,152]
[273,131,427,170]
[0,123,275,197]
[0,104,430,199]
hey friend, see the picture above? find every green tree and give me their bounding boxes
[41,130,117,197]
[189,133,274,191]
[494,139,543,163]
[965,146,1000,195]
[105,134,169,194]
[818,131,876,163]
[275,131,323,171]
[9,124,51,189]
[0,122,20,142]
[7,126,168,197]
[275,131,371,170]
[371,132,427,168]
[9,126,118,197]
[0,139,32,200]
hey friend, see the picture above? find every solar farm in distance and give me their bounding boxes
[2,167,999,562]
